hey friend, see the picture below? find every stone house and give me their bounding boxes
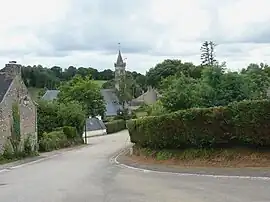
[0,61,37,153]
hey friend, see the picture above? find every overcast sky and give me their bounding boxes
[0,0,269,74]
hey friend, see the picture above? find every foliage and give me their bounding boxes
[9,103,21,155]
[127,100,270,149]
[58,75,105,117]
[2,135,37,160]
[102,80,115,89]
[39,130,68,152]
[37,100,85,138]
[63,126,77,139]
[117,74,134,107]
[21,65,114,89]
[23,136,34,156]
[159,63,270,112]
[200,41,217,66]
[105,120,126,134]
[146,59,202,88]
[39,127,83,152]
[161,74,213,111]
[146,100,168,116]
[113,108,133,120]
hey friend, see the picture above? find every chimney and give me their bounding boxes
[3,61,21,78]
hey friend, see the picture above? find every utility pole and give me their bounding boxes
[84,117,87,144]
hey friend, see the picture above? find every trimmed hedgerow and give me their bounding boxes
[127,100,270,149]
[105,119,126,134]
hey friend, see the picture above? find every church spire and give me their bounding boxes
[114,43,126,68]
[114,43,126,91]
[116,50,124,65]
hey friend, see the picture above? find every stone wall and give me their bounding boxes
[0,75,37,153]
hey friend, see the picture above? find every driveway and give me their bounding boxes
[0,130,269,202]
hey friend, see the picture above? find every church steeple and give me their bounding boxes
[114,44,126,68]
[116,50,124,65]
[114,43,126,90]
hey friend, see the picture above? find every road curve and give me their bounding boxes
[0,130,269,202]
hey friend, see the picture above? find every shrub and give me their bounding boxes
[37,100,85,138]
[127,100,270,149]
[39,127,83,152]
[63,126,77,139]
[147,100,168,116]
[24,136,33,156]
[39,130,68,152]
[105,119,126,134]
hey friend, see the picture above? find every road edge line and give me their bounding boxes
[113,148,270,181]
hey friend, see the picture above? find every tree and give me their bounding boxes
[200,41,217,66]
[58,75,106,117]
[161,73,212,111]
[37,100,85,137]
[117,75,133,108]
[146,59,201,88]
[241,64,270,99]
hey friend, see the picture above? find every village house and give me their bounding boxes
[0,61,37,153]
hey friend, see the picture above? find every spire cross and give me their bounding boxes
[118,42,121,50]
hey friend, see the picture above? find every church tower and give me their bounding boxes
[114,46,126,91]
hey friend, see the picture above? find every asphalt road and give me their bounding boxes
[0,130,269,202]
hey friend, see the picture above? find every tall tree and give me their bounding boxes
[200,41,217,66]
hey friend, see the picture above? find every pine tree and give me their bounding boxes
[200,41,217,66]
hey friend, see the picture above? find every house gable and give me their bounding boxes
[0,61,37,153]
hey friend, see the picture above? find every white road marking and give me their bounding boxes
[113,149,270,181]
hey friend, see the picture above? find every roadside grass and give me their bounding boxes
[130,146,270,167]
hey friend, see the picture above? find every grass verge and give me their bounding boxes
[129,146,270,167]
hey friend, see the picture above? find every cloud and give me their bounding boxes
[0,0,270,73]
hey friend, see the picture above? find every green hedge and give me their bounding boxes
[127,100,270,149]
[105,119,126,134]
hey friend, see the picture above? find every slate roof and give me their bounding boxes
[0,74,13,102]
[85,117,106,131]
[101,89,122,116]
[42,90,60,101]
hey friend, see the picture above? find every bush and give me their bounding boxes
[39,130,68,152]
[63,126,77,139]
[39,126,83,152]
[105,119,126,134]
[37,100,85,138]
[127,100,270,149]
[147,100,168,116]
